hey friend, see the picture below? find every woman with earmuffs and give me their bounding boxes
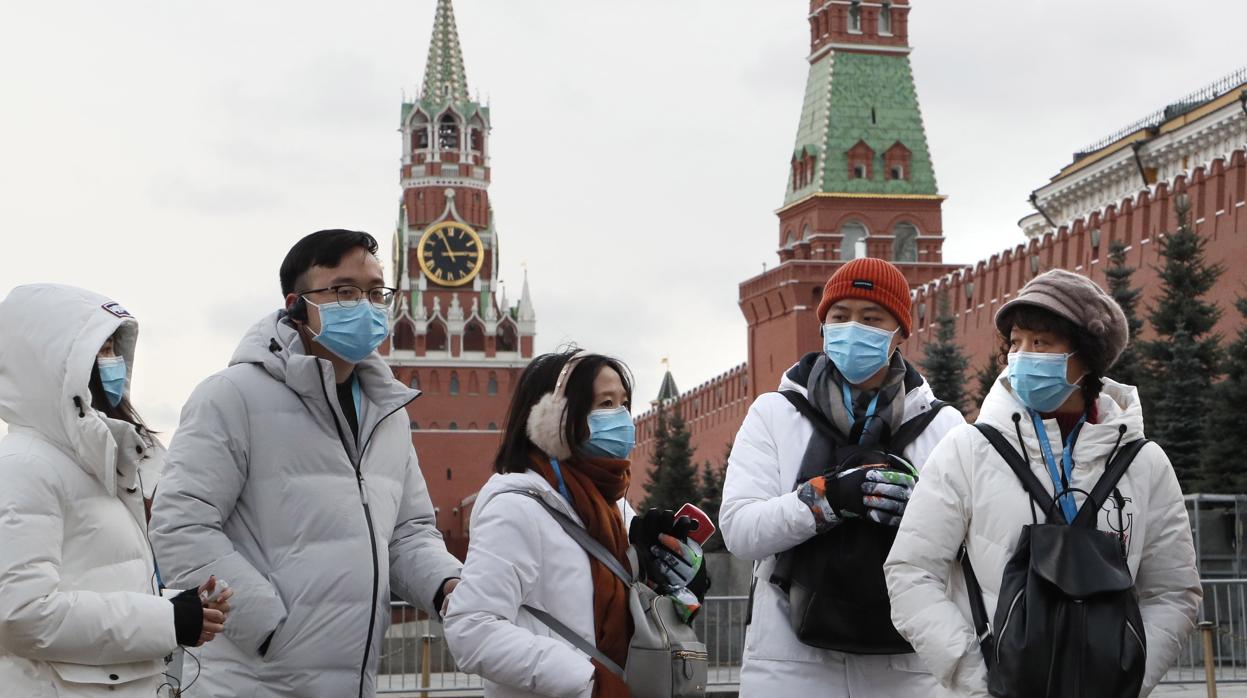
[0,284,230,697]
[443,349,708,698]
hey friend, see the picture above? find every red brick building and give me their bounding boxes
[382,0,535,557]
[632,2,1247,504]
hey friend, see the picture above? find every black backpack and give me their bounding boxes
[769,390,953,654]
[962,423,1149,698]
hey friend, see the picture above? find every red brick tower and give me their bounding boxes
[738,0,960,399]
[385,0,536,553]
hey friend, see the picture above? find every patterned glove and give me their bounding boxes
[798,465,916,531]
[648,533,705,622]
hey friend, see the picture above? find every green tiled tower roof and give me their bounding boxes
[422,0,469,104]
[785,51,938,205]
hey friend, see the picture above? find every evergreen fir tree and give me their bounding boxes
[1104,240,1146,389]
[919,292,969,412]
[696,443,731,552]
[641,405,701,511]
[1140,195,1223,490]
[974,358,1000,407]
[1153,326,1211,488]
[1201,299,1247,494]
[641,403,671,510]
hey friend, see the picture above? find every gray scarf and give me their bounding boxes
[797,352,909,480]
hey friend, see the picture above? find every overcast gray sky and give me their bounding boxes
[2,0,1244,436]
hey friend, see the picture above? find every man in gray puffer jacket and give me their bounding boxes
[150,230,462,697]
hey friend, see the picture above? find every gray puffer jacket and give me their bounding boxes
[149,311,461,698]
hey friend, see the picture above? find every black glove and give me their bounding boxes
[170,588,204,647]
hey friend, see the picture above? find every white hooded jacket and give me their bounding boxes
[443,470,635,698]
[0,284,175,697]
[884,374,1201,697]
[719,355,964,694]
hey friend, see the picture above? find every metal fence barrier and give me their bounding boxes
[379,582,1247,694]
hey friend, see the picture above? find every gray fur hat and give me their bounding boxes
[995,269,1130,368]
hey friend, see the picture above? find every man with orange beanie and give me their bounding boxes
[720,258,964,695]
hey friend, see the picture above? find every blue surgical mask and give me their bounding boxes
[822,322,897,385]
[1007,351,1083,413]
[97,356,127,408]
[309,300,390,364]
[582,407,636,459]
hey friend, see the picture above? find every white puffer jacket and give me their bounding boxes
[719,356,964,694]
[884,374,1202,697]
[443,470,635,698]
[0,284,175,697]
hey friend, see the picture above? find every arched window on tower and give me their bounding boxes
[426,318,448,352]
[439,114,460,151]
[848,1,862,33]
[892,223,919,263]
[409,372,420,391]
[497,320,518,352]
[449,372,460,396]
[463,320,486,352]
[393,318,416,351]
[411,112,430,153]
[470,128,483,153]
[880,1,893,35]
[488,372,499,395]
[840,221,868,261]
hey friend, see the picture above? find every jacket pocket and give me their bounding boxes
[48,657,163,686]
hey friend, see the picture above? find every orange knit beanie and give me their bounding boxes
[816,258,913,335]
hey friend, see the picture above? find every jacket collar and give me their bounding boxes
[229,311,418,435]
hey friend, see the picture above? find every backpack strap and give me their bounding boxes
[889,399,955,455]
[958,544,994,667]
[973,423,1062,523]
[1071,439,1150,528]
[498,489,634,585]
[780,390,849,446]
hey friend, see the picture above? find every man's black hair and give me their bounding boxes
[279,229,380,295]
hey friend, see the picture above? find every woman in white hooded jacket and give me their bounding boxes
[885,270,1201,697]
[0,284,227,697]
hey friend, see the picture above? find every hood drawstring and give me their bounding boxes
[269,338,282,354]
[72,396,86,418]
[1108,424,1129,556]
[1012,413,1040,524]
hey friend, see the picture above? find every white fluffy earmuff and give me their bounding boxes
[525,351,588,460]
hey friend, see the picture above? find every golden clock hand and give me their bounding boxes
[438,231,459,260]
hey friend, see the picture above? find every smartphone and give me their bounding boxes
[675,503,715,545]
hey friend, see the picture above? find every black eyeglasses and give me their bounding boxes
[298,285,398,309]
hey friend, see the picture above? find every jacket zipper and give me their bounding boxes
[319,378,418,698]
[318,378,380,698]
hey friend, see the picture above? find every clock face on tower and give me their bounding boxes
[416,221,485,287]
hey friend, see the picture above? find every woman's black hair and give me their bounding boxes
[494,349,634,474]
[88,361,151,432]
[996,303,1108,410]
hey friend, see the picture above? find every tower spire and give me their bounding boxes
[421,0,470,105]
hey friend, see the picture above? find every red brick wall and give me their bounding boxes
[902,149,1247,374]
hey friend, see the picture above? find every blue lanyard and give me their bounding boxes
[351,375,363,422]
[1029,409,1086,523]
[550,458,573,505]
[841,383,880,445]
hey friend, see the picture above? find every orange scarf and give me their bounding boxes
[530,450,633,698]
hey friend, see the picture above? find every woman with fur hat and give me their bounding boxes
[884,270,1201,697]
[0,284,229,696]
[443,350,706,698]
